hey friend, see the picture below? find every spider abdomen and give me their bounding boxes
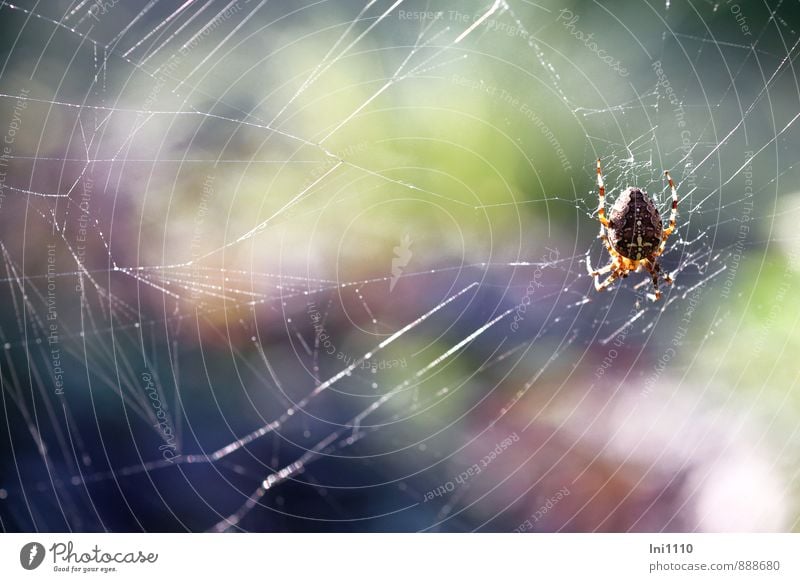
[607,188,663,260]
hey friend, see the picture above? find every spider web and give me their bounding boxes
[0,0,797,533]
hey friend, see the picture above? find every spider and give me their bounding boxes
[586,159,678,301]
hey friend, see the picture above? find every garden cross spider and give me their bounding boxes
[586,159,678,301]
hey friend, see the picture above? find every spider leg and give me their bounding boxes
[596,159,610,228]
[598,227,616,257]
[588,228,623,283]
[660,261,673,285]
[595,208,621,264]
[587,260,613,278]
[586,248,621,292]
[655,170,679,257]
[594,272,619,292]
[642,260,663,301]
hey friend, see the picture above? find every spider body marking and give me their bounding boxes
[607,187,662,261]
[586,159,678,301]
